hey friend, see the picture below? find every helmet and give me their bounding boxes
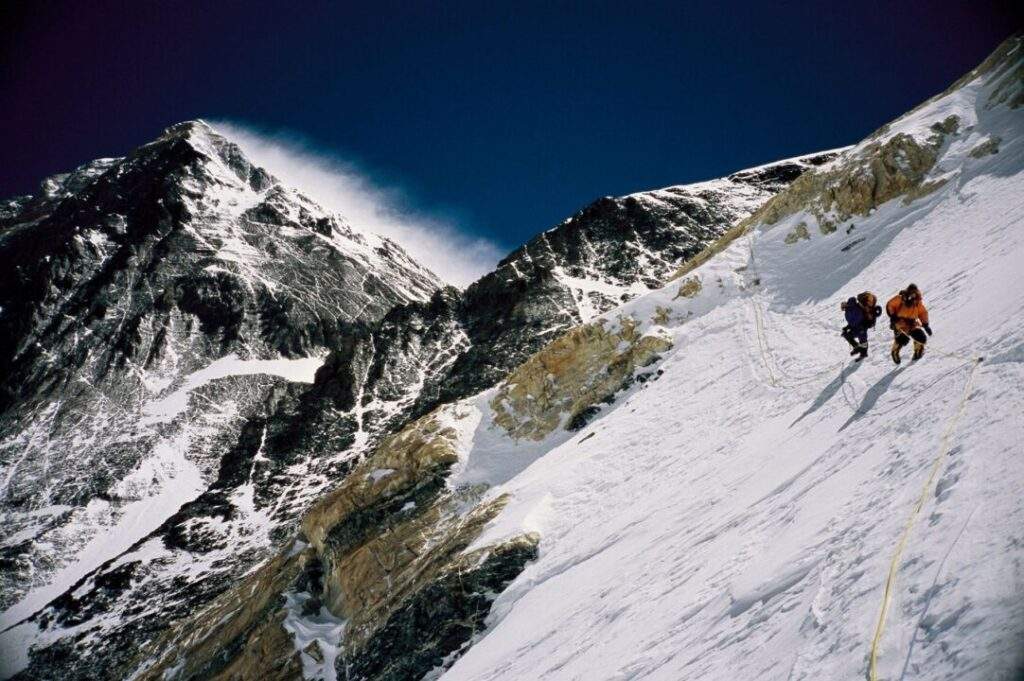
[902,284,921,303]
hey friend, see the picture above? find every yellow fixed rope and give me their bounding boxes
[867,356,983,681]
[746,234,782,388]
[745,221,987,678]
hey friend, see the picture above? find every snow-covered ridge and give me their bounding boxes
[507,148,843,324]
[159,120,442,298]
[623,147,849,201]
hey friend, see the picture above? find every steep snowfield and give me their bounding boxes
[431,51,1024,680]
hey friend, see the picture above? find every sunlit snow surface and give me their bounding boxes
[430,67,1024,680]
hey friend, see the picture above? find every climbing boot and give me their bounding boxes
[890,341,902,365]
[841,328,858,350]
[855,345,868,362]
[912,341,925,361]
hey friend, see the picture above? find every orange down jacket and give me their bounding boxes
[886,294,929,333]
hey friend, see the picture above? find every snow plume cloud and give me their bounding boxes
[210,121,502,287]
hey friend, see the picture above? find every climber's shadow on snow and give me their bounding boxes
[838,367,903,431]
[790,362,862,426]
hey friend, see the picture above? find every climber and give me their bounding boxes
[840,292,882,361]
[885,283,932,364]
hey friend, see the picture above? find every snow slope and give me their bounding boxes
[431,45,1024,681]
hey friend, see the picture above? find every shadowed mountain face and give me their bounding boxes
[0,120,441,666]
[0,120,834,680]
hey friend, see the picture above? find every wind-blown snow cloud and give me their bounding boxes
[211,121,502,287]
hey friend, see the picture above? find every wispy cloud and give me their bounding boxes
[210,121,502,287]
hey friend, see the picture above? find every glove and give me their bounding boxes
[888,318,896,331]
[923,323,933,336]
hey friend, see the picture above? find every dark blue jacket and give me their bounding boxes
[844,297,866,328]
[844,297,880,330]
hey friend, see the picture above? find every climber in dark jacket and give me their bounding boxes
[841,291,882,361]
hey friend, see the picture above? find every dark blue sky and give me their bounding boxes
[1,1,1018,252]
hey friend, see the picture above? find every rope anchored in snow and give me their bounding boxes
[749,296,848,390]
[749,295,985,678]
[867,355,983,681]
[750,297,780,387]
[741,234,990,678]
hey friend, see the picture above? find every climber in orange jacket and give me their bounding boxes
[885,283,932,364]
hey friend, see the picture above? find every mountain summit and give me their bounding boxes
[0,119,440,627]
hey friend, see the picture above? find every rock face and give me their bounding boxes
[491,316,673,441]
[753,131,944,232]
[0,121,441,677]
[132,403,539,681]
[0,123,832,680]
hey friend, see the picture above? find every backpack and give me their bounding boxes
[842,292,880,327]
[857,291,882,326]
